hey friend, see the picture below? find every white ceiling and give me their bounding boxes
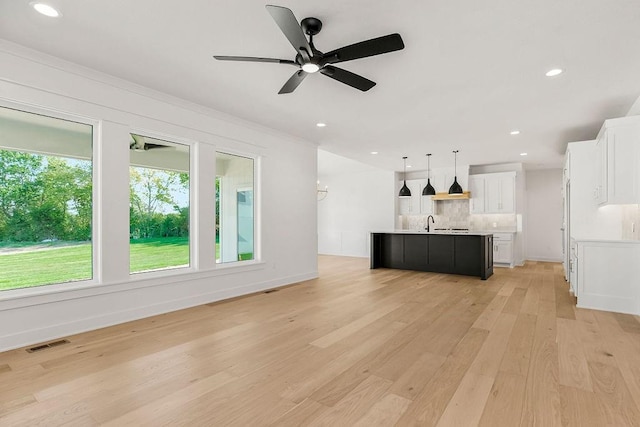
[1,0,640,172]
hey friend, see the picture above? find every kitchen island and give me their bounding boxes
[370,231,493,280]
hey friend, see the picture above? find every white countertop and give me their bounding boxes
[572,238,640,245]
[373,230,494,236]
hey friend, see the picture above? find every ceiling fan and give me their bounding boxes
[129,134,173,151]
[214,5,405,94]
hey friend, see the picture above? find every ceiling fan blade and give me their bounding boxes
[144,143,173,150]
[323,33,404,64]
[266,5,312,57]
[320,66,376,91]
[213,56,297,66]
[279,70,307,94]
[130,134,144,150]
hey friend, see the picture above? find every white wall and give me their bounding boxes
[318,150,395,258]
[0,41,318,352]
[627,95,640,116]
[525,169,563,262]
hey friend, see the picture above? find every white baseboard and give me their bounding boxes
[0,271,318,353]
[525,256,563,263]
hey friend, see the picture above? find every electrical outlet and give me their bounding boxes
[492,222,497,228]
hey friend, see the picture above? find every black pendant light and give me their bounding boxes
[399,156,411,197]
[448,150,463,194]
[422,153,436,196]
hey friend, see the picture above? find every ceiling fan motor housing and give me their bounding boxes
[301,17,322,36]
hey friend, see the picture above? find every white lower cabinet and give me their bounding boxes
[492,233,514,267]
[575,240,640,315]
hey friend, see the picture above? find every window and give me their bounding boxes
[216,152,254,263]
[0,106,93,291]
[129,134,190,273]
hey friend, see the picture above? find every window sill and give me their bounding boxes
[0,260,267,309]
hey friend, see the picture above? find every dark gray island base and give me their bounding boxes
[370,232,494,280]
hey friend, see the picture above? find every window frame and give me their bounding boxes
[0,99,100,295]
[214,149,260,267]
[127,128,198,277]
[0,99,265,303]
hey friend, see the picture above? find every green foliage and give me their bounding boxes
[129,167,189,239]
[0,150,92,242]
[215,176,221,240]
[0,151,189,243]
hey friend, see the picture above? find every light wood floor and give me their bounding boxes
[2,256,640,426]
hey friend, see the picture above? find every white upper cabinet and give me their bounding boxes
[594,132,607,204]
[430,167,468,195]
[468,175,485,214]
[398,179,423,214]
[469,172,515,214]
[420,192,434,214]
[594,117,640,205]
[491,173,515,213]
[397,166,469,216]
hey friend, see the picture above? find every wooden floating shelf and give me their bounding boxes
[430,191,471,200]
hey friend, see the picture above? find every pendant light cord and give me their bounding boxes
[427,154,431,179]
[453,150,458,176]
[403,156,407,181]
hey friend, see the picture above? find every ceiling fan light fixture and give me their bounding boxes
[545,68,563,77]
[31,2,61,17]
[302,63,320,73]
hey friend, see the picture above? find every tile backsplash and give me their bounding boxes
[400,199,517,231]
[470,213,518,231]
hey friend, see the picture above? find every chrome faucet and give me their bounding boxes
[426,215,435,232]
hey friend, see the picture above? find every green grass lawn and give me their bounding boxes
[0,237,223,291]
[0,243,93,290]
[129,237,190,274]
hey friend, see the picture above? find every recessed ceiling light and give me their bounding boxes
[510,130,520,135]
[520,152,528,156]
[31,2,61,17]
[316,122,326,127]
[545,68,563,77]
[371,151,378,155]
[407,165,412,168]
